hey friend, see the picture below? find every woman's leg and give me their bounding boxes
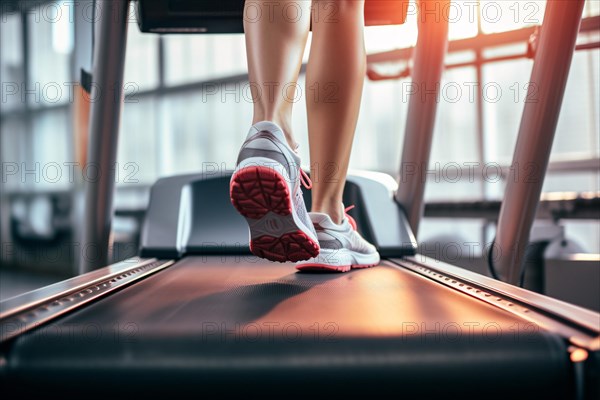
[232,1,320,263]
[306,0,366,224]
[244,0,312,148]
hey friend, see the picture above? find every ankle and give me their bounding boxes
[279,124,298,150]
[252,115,297,150]
[311,201,344,225]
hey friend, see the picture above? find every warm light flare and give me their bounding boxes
[365,0,546,54]
[570,348,589,363]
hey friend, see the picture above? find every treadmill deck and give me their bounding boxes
[43,256,526,337]
[4,257,572,397]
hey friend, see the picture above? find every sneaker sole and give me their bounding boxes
[295,263,377,273]
[230,165,319,263]
[295,248,379,273]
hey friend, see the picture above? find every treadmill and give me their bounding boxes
[1,1,598,397]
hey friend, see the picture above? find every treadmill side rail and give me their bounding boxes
[0,259,175,343]
[1,258,156,320]
[395,256,600,350]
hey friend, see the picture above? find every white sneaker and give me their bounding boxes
[296,205,380,272]
[230,121,320,262]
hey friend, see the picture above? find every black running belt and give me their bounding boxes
[5,257,571,397]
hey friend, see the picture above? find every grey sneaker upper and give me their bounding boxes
[236,121,301,183]
[294,187,313,236]
[309,211,378,255]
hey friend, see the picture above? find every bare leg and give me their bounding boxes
[306,0,366,223]
[244,0,312,148]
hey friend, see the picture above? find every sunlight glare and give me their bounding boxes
[479,0,546,34]
[365,0,552,54]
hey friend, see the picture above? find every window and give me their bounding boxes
[1,118,27,192]
[1,14,23,113]
[27,1,73,108]
[426,66,481,201]
[553,51,600,160]
[30,109,71,190]
[124,23,159,92]
[479,0,546,34]
[163,34,246,86]
[482,58,534,165]
[117,98,159,185]
[3,0,599,254]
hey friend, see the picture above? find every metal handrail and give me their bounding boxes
[492,0,587,285]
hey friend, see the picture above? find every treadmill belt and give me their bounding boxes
[7,257,571,397]
[36,257,525,334]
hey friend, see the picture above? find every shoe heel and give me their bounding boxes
[230,165,319,262]
[230,165,291,219]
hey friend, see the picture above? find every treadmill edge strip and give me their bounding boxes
[0,257,160,319]
[390,257,600,350]
[0,259,176,343]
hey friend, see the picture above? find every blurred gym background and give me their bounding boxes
[1,1,599,308]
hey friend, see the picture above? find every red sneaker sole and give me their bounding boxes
[230,166,319,263]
